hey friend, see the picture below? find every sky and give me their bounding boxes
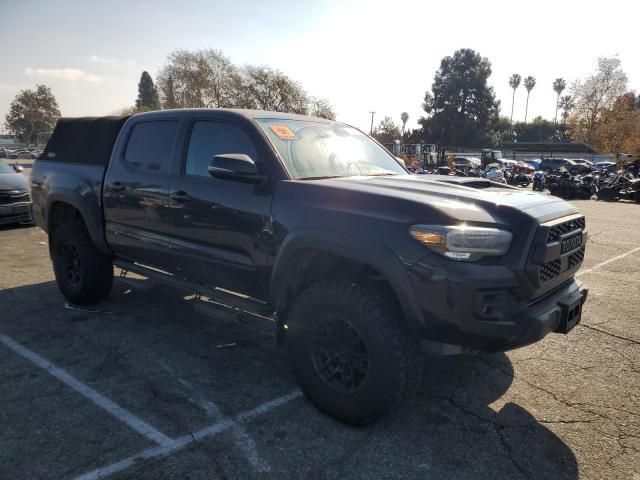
[1,0,638,133]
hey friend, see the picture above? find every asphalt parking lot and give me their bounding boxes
[0,199,638,480]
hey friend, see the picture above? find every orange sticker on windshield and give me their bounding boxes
[270,124,297,140]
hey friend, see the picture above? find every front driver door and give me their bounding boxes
[165,118,273,299]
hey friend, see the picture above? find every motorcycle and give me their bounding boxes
[532,171,545,191]
[596,172,640,202]
[546,168,594,199]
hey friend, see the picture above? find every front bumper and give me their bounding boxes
[406,258,588,354]
[0,202,32,225]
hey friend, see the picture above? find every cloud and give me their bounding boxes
[86,55,136,66]
[24,67,103,82]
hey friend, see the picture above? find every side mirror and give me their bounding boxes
[208,154,264,184]
[13,164,24,173]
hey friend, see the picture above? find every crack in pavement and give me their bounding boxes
[577,323,640,346]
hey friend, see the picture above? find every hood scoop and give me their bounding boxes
[431,177,512,190]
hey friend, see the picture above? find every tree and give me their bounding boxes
[553,78,566,124]
[372,116,401,145]
[568,56,628,143]
[400,112,409,136]
[308,97,336,120]
[587,92,640,153]
[5,84,60,145]
[418,48,500,147]
[234,65,307,114]
[558,95,574,123]
[523,76,536,123]
[135,71,160,110]
[156,48,333,117]
[156,49,240,108]
[508,73,521,123]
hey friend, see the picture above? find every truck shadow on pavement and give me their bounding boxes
[0,280,578,480]
[406,353,579,480]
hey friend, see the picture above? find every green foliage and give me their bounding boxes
[493,116,569,143]
[523,76,536,122]
[155,48,334,117]
[400,112,409,134]
[308,97,336,120]
[373,116,401,144]
[509,73,521,123]
[135,71,160,110]
[4,84,60,145]
[418,48,500,147]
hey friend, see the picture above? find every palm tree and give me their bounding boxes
[523,76,536,123]
[508,74,521,124]
[558,95,574,123]
[553,78,566,124]
[400,112,409,136]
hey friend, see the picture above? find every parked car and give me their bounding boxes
[0,159,32,226]
[539,158,589,174]
[15,150,37,159]
[594,161,617,172]
[453,156,481,168]
[31,111,588,425]
[522,159,541,171]
[572,159,594,168]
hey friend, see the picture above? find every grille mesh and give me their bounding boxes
[548,217,586,242]
[568,246,586,269]
[540,259,562,283]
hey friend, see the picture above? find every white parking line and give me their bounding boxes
[73,391,302,480]
[577,246,640,277]
[0,334,173,447]
[158,360,271,472]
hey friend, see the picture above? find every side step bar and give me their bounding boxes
[113,259,275,319]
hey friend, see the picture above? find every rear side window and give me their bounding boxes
[185,121,257,177]
[124,121,178,173]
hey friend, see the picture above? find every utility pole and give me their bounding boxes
[369,111,375,135]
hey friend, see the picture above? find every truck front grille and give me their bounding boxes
[0,191,29,206]
[536,216,586,284]
[547,217,585,242]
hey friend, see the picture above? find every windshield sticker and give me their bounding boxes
[270,124,297,140]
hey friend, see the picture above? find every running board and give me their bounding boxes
[113,259,275,319]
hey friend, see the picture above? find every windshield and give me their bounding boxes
[0,160,15,174]
[256,119,408,180]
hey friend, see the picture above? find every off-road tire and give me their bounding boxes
[286,280,423,426]
[51,219,113,305]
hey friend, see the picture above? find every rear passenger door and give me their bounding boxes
[103,118,180,269]
[165,118,273,299]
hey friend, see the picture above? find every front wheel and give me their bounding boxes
[286,280,423,426]
[51,219,113,305]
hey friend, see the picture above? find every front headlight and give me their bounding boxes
[409,224,512,261]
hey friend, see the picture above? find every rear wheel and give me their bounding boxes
[51,219,113,305]
[286,280,423,426]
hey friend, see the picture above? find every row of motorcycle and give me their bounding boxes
[416,161,640,203]
[541,163,640,202]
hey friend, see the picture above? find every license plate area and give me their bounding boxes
[561,232,583,254]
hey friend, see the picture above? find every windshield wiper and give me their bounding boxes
[298,175,345,181]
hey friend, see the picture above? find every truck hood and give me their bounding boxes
[0,171,29,192]
[300,174,578,225]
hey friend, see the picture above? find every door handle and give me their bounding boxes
[110,182,125,192]
[170,191,193,202]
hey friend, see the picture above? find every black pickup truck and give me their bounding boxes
[31,109,588,425]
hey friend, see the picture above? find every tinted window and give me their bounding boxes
[185,121,257,177]
[124,121,178,172]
